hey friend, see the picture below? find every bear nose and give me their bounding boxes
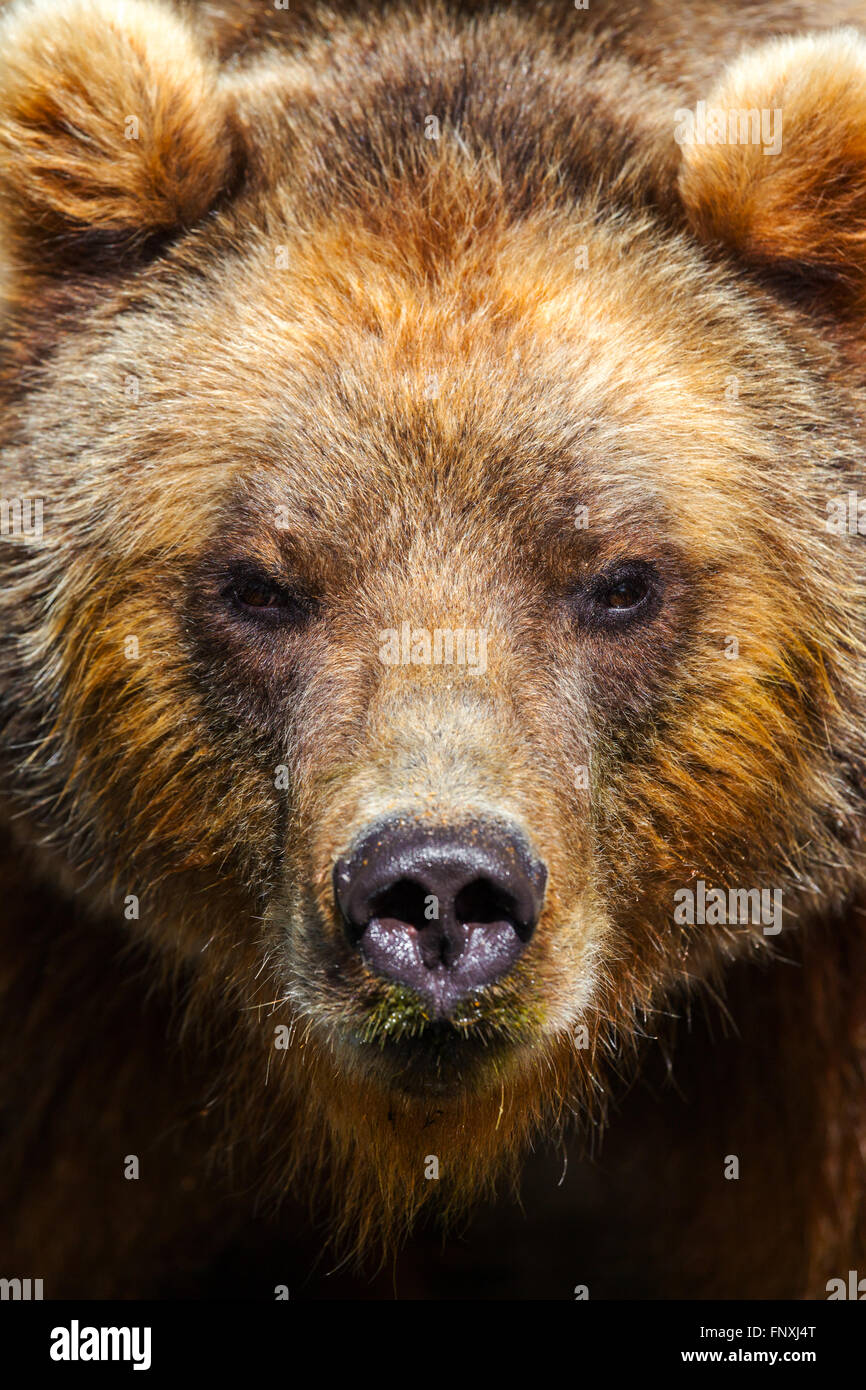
[333,820,547,1017]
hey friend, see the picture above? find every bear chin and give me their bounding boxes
[341,1019,534,1099]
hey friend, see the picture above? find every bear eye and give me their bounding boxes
[601,575,650,611]
[223,569,310,625]
[235,578,285,610]
[579,561,659,628]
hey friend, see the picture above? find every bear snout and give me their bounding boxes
[333,818,547,1017]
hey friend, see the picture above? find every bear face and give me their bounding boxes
[0,0,864,1265]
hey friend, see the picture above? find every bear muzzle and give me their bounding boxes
[333,818,547,1018]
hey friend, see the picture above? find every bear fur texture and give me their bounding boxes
[0,0,865,1298]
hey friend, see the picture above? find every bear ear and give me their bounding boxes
[0,0,235,268]
[678,30,866,314]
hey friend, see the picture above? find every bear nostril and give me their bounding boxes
[332,819,547,1017]
[453,878,528,938]
[365,877,525,937]
[367,879,431,935]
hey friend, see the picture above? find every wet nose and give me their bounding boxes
[333,819,547,1017]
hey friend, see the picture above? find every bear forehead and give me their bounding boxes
[69,205,785,564]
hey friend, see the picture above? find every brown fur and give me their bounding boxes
[0,0,235,259]
[0,0,864,1298]
[680,30,866,292]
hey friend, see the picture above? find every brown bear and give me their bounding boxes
[0,0,864,1300]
